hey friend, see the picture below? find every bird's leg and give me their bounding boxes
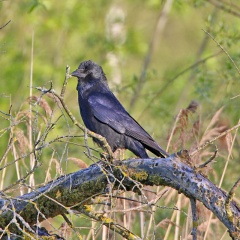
[113,149,125,160]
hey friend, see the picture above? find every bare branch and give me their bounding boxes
[202,29,240,75]
[197,147,218,169]
[0,20,11,30]
[60,65,71,98]
[190,198,198,240]
[0,153,239,239]
[207,0,240,18]
[190,122,240,156]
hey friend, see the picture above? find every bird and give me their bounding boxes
[71,60,169,159]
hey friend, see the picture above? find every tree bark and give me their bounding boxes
[0,151,239,239]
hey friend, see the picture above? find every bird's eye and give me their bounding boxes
[82,65,89,72]
[80,67,87,72]
[79,62,92,73]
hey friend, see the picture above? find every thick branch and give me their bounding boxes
[0,153,239,238]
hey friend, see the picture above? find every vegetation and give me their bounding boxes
[0,0,239,239]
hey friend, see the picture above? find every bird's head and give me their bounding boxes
[71,60,106,81]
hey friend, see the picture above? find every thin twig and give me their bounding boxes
[166,109,182,151]
[207,0,240,18]
[175,8,218,110]
[202,29,240,75]
[60,65,70,98]
[79,205,141,240]
[61,213,83,240]
[84,128,91,157]
[225,178,240,226]
[190,198,198,240]
[203,120,240,239]
[29,30,35,192]
[197,147,218,169]
[1,153,39,192]
[129,0,174,110]
[138,51,222,119]
[0,136,14,164]
[220,0,240,11]
[174,194,182,240]
[0,20,11,30]
[190,122,240,156]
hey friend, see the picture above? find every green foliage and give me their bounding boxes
[0,1,239,239]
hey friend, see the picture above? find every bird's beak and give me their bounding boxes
[71,69,87,78]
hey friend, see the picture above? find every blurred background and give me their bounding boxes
[0,0,239,239]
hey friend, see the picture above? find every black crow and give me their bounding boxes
[71,60,169,158]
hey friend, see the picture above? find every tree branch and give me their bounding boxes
[0,151,239,239]
[0,20,11,30]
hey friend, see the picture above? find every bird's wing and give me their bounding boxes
[88,93,155,143]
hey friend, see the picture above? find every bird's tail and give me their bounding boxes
[145,142,169,158]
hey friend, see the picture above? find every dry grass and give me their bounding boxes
[1,87,238,240]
